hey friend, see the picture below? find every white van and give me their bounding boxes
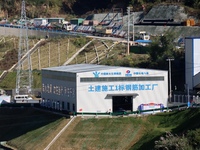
[139,31,150,40]
[14,95,33,101]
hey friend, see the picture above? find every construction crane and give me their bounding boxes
[15,0,32,95]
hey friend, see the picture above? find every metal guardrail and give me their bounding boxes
[0,23,128,38]
[2,103,198,117]
[74,104,191,116]
[0,24,88,37]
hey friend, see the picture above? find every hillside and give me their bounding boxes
[0,0,199,20]
[0,107,200,149]
[0,36,131,90]
[0,3,194,92]
[0,0,130,19]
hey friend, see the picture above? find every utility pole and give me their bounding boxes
[16,0,32,95]
[127,7,130,55]
[132,13,134,43]
[166,58,174,102]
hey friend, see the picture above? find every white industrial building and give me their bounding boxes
[185,37,200,91]
[41,64,168,114]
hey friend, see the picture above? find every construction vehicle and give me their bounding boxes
[93,25,113,37]
[48,21,72,31]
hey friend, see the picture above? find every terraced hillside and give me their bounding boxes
[18,37,124,70]
[0,35,128,71]
[0,36,128,90]
[0,37,39,70]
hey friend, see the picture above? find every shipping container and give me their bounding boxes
[70,18,84,26]
[189,19,195,26]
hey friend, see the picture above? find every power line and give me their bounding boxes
[16,0,32,95]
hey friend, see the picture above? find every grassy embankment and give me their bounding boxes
[1,107,200,150]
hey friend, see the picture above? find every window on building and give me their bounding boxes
[62,101,64,109]
[73,104,75,111]
[43,73,76,82]
[80,76,164,82]
[67,102,70,110]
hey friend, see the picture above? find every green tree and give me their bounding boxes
[185,0,200,9]
[187,129,200,149]
[0,0,18,18]
[72,37,88,47]
[155,132,193,150]
[147,32,175,69]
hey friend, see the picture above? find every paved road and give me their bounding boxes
[1,25,200,41]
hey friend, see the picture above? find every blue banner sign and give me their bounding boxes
[88,83,158,92]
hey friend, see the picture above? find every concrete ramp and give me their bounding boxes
[63,39,95,65]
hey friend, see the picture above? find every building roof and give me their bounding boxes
[34,18,47,20]
[135,40,152,43]
[48,18,64,20]
[70,18,84,21]
[185,37,200,39]
[42,64,120,73]
[42,64,167,74]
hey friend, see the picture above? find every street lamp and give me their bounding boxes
[185,84,190,107]
[132,13,134,42]
[166,58,174,102]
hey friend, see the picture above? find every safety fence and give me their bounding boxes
[1,103,199,117]
[172,94,200,104]
[75,104,194,116]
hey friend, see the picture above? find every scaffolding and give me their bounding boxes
[98,8,123,27]
[15,0,32,95]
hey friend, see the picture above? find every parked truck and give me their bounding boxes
[93,26,113,37]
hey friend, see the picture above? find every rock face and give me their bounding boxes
[122,4,200,39]
[134,26,200,38]
[144,4,188,22]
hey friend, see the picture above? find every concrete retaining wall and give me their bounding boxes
[0,26,78,38]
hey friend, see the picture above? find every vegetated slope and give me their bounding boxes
[0,107,71,150]
[0,0,129,19]
[1,0,199,22]
[49,117,145,150]
[0,36,82,71]
[3,36,123,70]
[4,108,200,150]
[0,71,42,90]
[0,37,38,71]
[132,108,200,149]
[67,0,129,16]
[52,109,200,150]
[0,36,128,90]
